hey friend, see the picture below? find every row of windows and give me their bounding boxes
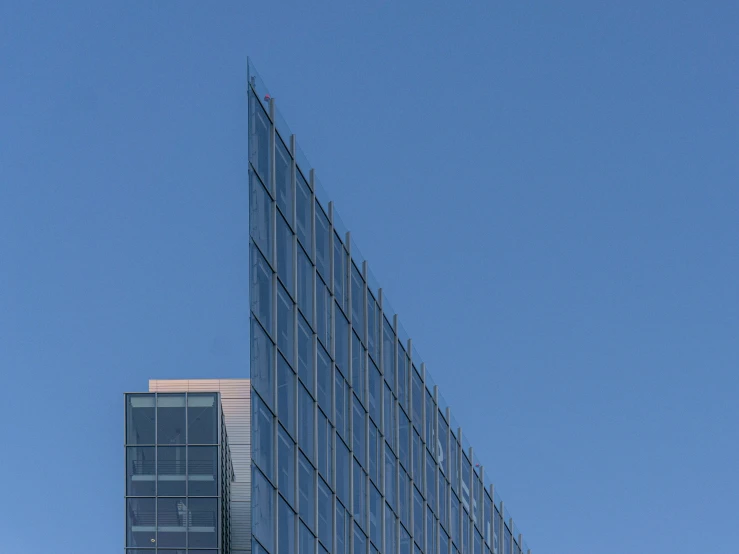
[126,394,220,446]
[126,497,220,549]
[126,446,219,497]
[248,83,528,554]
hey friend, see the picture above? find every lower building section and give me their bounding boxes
[125,379,250,554]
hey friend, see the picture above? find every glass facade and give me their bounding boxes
[125,392,232,553]
[247,60,531,554]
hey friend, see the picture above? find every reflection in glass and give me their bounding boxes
[253,393,275,481]
[127,497,155,547]
[157,395,185,445]
[250,170,273,263]
[275,137,293,225]
[296,172,312,254]
[188,446,217,496]
[278,426,295,507]
[158,446,186,496]
[277,283,294,363]
[251,318,275,410]
[277,211,294,296]
[127,394,155,445]
[189,497,218,548]
[278,496,296,554]
[253,467,275,552]
[298,384,315,461]
[251,246,273,334]
[278,353,296,436]
[157,498,187,547]
[127,446,155,496]
[187,393,217,444]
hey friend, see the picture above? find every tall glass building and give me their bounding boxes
[246,59,532,554]
[125,61,532,554]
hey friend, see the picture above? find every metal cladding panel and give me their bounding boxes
[147,378,251,553]
[230,500,251,550]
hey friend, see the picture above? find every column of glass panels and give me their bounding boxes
[125,392,221,553]
[248,59,532,554]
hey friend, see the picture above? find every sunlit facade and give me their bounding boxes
[247,59,532,554]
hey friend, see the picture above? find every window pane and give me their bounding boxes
[353,397,365,468]
[253,393,275,481]
[127,498,155,546]
[368,361,381,426]
[369,485,381,547]
[382,319,395,393]
[351,333,366,404]
[278,426,296,507]
[127,446,155,496]
[278,354,296,437]
[299,384,315,461]
[157,498,187,547]
[355,522,368,554]
[399,410,409,471]
[353,459,366,528]
[413,487,423,545]
[335,373,348,442]
[299,453,316,530]
[298,246,314,325]
[411,369,423,433]
[335,304,349,375]
[296,172,312,254]
[157,394,185,445]
[438,415,449,475]
[249,94,271,185]
[251,244,273,334]
[277,211,294,296]
[333,233,346,312]
[385,449,397,511]
[187,393,217,445]
[426,453,436,514]
[335,436,350,508]
[439,471,448,530]
[251,317,275,411]
[253,467,275,552]
[301,516,315,554]
[398,468,410,529]
[315,203,330,280]
[425,391,435,452]
[277,283,294,363]
[188,446,217,496]
[427,507,436,554]
[318,477,332,550]
[351,264,364,343]
[336,505,347,554]
[397,344,408,412]
[368,421,379,486]
[316,278,332,352]
[276,137,293,226]
[367,295,379,363]
[412,431,422,484]
[279,496,296,554]
[317,409,331,481]
[126,394,155,445]
[384,503,396,554]
[384,384,396,449]
[189,497,218,548]
[298,315,314,396]
[158,446,186,496]
[317,343,332,419]
[250,170,272,263]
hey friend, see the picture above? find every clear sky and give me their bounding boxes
[1,1,737,552]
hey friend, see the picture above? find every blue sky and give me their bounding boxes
[1,1,737,552]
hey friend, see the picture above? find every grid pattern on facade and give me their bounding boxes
[247,59,531,554]
[149,379,252,554]
[125,390,230,554]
